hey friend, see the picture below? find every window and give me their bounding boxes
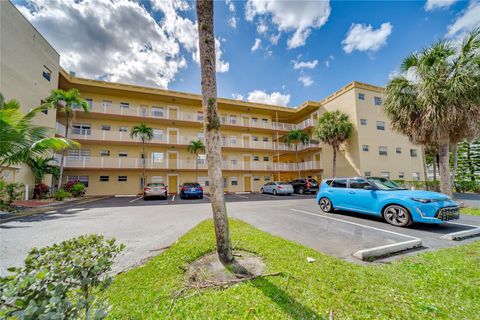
[231,177,238,186]
[118,151,128,157]
[152,152,164,163]
[101,125,111,131]
[196,154,206,165]
[264,176,271,181]
[68,149,90,160]
[197,111,204,121]
[42,65,51,81]
[331,179,347,188]
[220,114,227,124]
[72,123,91,135]
[252,117,258,124]
[102,100,112,110]
[118,176,128,182]
[253,156,259,161]
[196,132,205,143]
[396,147,402,154]
[120,102,129,109]
[364,171,371,177]
[230,136,237,145]
[253,136,259,142]
[362,145,369,152]
[262,119,268,126]
[398,172,405,179]
[230,115,237,124]
[376,121,385,130]
[85,99,93,108]
[379,146,388,156]
[263,137,269,142]
[100,176,109,182]
[254,176,260,181]
[263,156,269,161]
[410,149,418,157]
[67,175,89,187]
[140,105,148,117]
[100,150,110,157]
[412,172,420,181]
[380,171,390,178]
[198,177,209,187]
[358,93,365,100]
[374,96,382,106]
[151,106,165,117]
[221,136,227,146]
[360,119,367,126]
[230,157,237,166]
[153,129,164,141]
[349,178,369,189]
[119,126,128,132]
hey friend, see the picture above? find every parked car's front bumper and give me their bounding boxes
[411,200,460,224]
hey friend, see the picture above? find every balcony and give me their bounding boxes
[57,156,322,172]
[73,103,294,132]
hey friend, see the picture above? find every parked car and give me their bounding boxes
[316,177,460,227]
[143,182,168,200]
[260,181,294,195]
[289,178,319,194]
[179,182,203,199]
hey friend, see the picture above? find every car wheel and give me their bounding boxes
[273,189,277,196]
[319,197,334,213]
[260,188,264,194]
[382,205,413,227]
[298,187,305,194]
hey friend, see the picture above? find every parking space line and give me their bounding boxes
[129,196,143,203]
[290,209,419,240]
[234,194,249,199]
[172,195,176,202]
[203,194,210,200]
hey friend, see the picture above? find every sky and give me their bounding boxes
[14,0,480,107]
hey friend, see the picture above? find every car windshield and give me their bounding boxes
[367,178,406,190]
[148,183,164,187]
[276,181,288,185]
[183,183,200,187]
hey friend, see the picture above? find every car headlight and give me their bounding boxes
[411,198,432,203]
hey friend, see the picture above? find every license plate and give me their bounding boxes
[153,188,159,191]
[190,188,196,191]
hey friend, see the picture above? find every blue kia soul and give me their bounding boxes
[316,177,460,227]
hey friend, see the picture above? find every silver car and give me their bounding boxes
[143,182,168,200]
[260,181,294,195]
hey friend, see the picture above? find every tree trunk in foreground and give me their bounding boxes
[332,147,337,177]
[438,141,453,197]
[451,143,458,187]
[432,155,437,181]
[196,0,233,265]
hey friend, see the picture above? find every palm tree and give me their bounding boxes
[383,29,480,196]
[196,0,233,266]
[0,94,78,171]
[130,124,153,188]
[284,129,310,177]
[26,156,60,184]
[314,111,353,177]
[44,89,90,189]
[188,139,205,181]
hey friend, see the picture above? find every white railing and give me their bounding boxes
[60,156,322,171]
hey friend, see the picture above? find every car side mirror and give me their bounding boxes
[364,185,375,190]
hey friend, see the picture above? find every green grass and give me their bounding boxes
[107,219,480,319]
[461,207,480,216]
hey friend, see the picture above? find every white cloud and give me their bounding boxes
[245,0,331,49]
[226,0,236,13]
[446,1,480,37]
[292,59,318,69]
[324,60,330,68]
[228,16,238,28]
[232,93,244,100]
[298,75,313,87]
[342,23,393,54]
[225,0,237,28]
[247,90,291,106]
[425,0,458,11]
[251,38,262,52]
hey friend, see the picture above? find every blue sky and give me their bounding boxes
[15,0,480,107]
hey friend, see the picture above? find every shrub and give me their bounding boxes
[54,189,71,201]
[33,183,50,199]
[455,180,478,193]
[64,180,86,197]
[5,182,23,204]
[0,234,124,319]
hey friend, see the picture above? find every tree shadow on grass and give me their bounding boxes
[251,277,325,320]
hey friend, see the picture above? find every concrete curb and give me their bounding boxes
[441,228,480,240]
[353,239,423,261]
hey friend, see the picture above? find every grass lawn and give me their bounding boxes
[107,219,480,319]
[461,207,480,216]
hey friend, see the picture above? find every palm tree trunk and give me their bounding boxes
[295,144,300,178]
[195,152,198,182]
[438,141,453,197]
[433,154,437,181]
[57,113,70,191]
[332,148,337,177]
[451,143,458,187]
[142,139,146,188]
[197,0,233,265]
[421,147,429,190]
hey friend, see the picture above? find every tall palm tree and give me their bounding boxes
[285,129,310,178]
[130,124,153,188]
[44,89,90,189]
[187,139,205,181]
[0,94,78,171]
[383,29,480,196]
[314,111,353,177]
[196,0,233,265]
[26,156,60,184]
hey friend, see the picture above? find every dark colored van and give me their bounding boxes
[289,178,319,194]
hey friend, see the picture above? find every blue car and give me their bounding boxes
[316,177,460,227]
[179,182,203,199]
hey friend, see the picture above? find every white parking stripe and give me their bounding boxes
[291,209,419,240]
[446,221,480,228]
[129,196,143,203]
[203,194,210,200]
[235,194,248,199]
[172,195,176,202]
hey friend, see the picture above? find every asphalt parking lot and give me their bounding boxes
[1,194,479,274]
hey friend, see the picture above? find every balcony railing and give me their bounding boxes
[57,156,322,172]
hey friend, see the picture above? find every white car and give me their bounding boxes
[260,181,294,195]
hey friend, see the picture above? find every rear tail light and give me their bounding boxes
[278,185,283,189]
[161,187,166,190]
[144,187,151,192]
[182,187,189,191]
[198,187,203,191]
[306,180,310,188]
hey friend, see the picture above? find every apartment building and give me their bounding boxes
[1,1,425,197]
